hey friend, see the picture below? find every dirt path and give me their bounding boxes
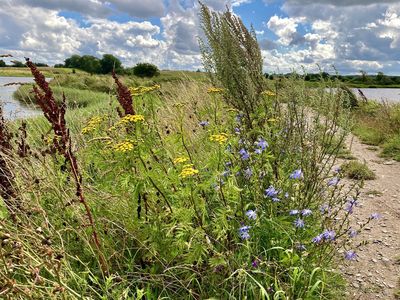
[342,134,400,299]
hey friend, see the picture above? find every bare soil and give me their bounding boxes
[342,135,400,299]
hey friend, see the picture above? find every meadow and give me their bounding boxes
[0,4,388,299]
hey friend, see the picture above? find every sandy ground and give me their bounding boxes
[342,135,400,299]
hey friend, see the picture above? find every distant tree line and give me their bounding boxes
[264,71,400,86]
[0,59,48,68]
[55,54,160,77]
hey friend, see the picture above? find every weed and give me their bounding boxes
[341,161,376,180]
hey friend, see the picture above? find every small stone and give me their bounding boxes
[352,282,360,288]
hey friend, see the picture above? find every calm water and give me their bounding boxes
[0,76,40,119]
[350,88,400,103]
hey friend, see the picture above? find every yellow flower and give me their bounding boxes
[81,116,103,134]
[210,133,228,144]
[129,85,160,96]
[113,140,134,153]
[173,156,189,164]
[207,87,224,94]
[179,166,199,178]
[262,90,276,97]
[120,114,145,124]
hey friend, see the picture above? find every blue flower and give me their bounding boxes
[239,226,251,240]
[327,177,339,186]
[345,198,358,214]
[301,209,312,217]
[254,138,268,154]
[289,169,303,179]
[320,203,330,214]
[264,185,279,198]
[239,148,250,160]
[272,197,281,202]
[199,120,209,127]
[348,228,357,238]
[254,148,263,154]
[294,218,305,228]
[322,230,336,241]
[344,250,357,261]
[234,127,241,134]
[312,234,324,244]
[289,210,299,216]
[221,170,230,177]
[246,210,257,220]
[370,213,380,220]
[244,167,252,180]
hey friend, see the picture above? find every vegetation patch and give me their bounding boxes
[341,161,376,180]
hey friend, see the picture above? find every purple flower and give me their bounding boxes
[301,209,312,217]
[246,210,257,220]
[289,210,299,216]
[289,169,303,179]
[244,167,253,180]
[254,148,263,154]
[284,192,289,199]
[254,138,268,154]
[348,228,357,238]
[334,166,341,174]
[320,204,330,214]
[239,226,251,240]
[370,213,380,220]
[294,218,305,228]
[272,197,281,202]
[239,226,251,233]
[234,127,241,134]
[221,170,230,177]
[239,148,250,160]
[251,260,259,268]
[328,177,339,186]
[199,120,209,127]
[322,230,336,241]
[344,250,357,261]
[345,198,358,214]
[264,186,279,198]
[312,234,324,244]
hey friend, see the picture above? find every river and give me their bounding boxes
[0,76,41,119]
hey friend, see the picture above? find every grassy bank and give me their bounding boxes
[352,101,400,161]
[0,67,86,77]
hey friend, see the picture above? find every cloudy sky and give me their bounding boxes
[0,0,399,74]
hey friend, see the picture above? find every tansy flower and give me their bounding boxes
[262,90,276,97]
[207,87,224,94]
[120,114,145,124]
[179,166,199,178]
[113,140,134,153]
[173,156,189,164]
[81,116,103,134]
[210,133,228,144]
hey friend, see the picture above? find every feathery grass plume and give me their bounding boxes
[0,106,19,213]
[25,58,107,272]
[199,2,265,128]
[112,70,135,116]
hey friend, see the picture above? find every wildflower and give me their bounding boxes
[301,209,312,217]
[284,192,289,198]
[221,170,230,177]
[251,260,259,268]
[173,156,189,164]
[370,213,380,220]
[327,177,339,186]
[120,114,145,124]
[334,166,341,174]
[294,218,305,228]
[234,127,240,134]
[312,234,324,244]
[244,167,252,180]
[199,120,209,127]
[272,197,281,202]
[289,169,303,180]
[81,116,103,134]
[262,90,276,97]
[235,113,244,123]
[289,210,299,216]
[179,166,199,178]
[207,87,224,94]
[210,133,228,144]
[129,85,160,96]
[113,141,134,153]
[320,203,330,214]
[264,185,279,198]
[246,210,257,220]
[255,138,268,152]
[348,228,358,238]
[322,230,336,241]
[239,226,251,240]
[344,250,357,261]
[239,148,250,160]
[345,198,358,214]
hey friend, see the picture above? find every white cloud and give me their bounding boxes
[267,15,305,46]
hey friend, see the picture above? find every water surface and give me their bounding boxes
[352,88,400,103]
[0,76,40,119]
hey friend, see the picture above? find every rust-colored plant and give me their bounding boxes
[25,58,107,273]
[112,71,135,116]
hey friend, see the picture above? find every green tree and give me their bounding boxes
[64,55,82,68]
[100,54,122,74]
[79,55,101,74]
[0,60,6,67]
[11,60,25,67]
[132,63,160,77]
[376,71,385,82]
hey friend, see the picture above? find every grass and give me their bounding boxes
[351,101,400,161]
[341,161,376,180]
[0,67,87,77]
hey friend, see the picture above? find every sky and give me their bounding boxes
[0,0,400,74]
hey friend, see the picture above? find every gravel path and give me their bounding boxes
[342,135,400,299]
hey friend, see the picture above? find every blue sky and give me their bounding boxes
[1,0,400,74]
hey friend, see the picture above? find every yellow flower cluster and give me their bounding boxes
[129,85,161,96]
[173,156,189,164]
[82,116,103,134]
[120,114,145,124]
[113,140,134,153]
[262,90,276,97]
[210,133,228,144]
[207,87,224,94]
[179,164,199,178]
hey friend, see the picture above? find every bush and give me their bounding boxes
[341,161,376,180]
[132,63,160,78]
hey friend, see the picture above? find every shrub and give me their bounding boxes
[341,161,376,180]
[132,62,160,78]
